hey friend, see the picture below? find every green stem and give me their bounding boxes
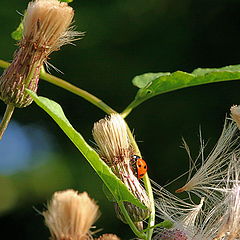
[125,124,155,240]
[144,173,155,240]
[142,220,173,232]
[0,59,10,69]
[121,100,137,118]
[0,104,15,139]
[118,201,147,240]
[40,70,117,115]
[0,59,117,115]
[0,59,155,237]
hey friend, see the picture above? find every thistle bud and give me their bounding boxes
[43,189,100,240]
[0,0,81,107]
[92,114,150,224]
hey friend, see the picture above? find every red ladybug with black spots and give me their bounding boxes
[130,155,147,179]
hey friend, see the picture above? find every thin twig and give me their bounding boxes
[0,104,15,139]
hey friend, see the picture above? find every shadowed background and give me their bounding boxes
[1,0,240,239]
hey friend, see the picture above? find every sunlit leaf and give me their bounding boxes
[128,64,240,111]
[132,72,170,88]
[27,90,146,209]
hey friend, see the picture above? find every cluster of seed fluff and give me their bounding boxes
[43,190,121,240]
[153,107,240,240]
[43,190,100,240]
[93,114,150,227]
[0,0,82,108]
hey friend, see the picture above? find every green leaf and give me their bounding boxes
[11,22,23,41]
[142,220,173,232]
[102,184,115,202]
[27,90,146,209]
[127,64,240,112]
[132,72,170,88]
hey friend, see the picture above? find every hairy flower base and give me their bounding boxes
[111,161,150,223]
[0,43,42,107]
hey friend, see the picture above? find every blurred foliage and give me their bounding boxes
[1,0,240,239]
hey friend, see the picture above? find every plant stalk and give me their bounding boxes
[0,59,117,115]
[125,123,155,240]
[143,173,155,240]
[0,104,15,139]
[118,201,147,240]
[0,59,10,69]
[121,101,136,118]
[40,71,117,115]
[0,59,156,237]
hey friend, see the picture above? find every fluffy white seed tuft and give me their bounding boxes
[43,189,100,240]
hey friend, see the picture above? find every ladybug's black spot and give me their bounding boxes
[144,166,147,169]
[140,174,144,176]
[138,164,142,167]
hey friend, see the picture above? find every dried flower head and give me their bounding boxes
[92,114,150,223]
[0,0,82,107]
[95,234,121,240]
[43,189,100,240]
[93,114,131,166]
[23,0,79,53]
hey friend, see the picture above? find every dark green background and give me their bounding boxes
[1,0,240,239]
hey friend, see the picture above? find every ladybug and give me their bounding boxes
[131,155,147,179]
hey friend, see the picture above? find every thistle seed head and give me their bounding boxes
[23,0,77,52]
[92,114,150,222]
[0,0,82,108]
[95,234,121,240]
[93,114,131,165]
[43,189,100,240]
